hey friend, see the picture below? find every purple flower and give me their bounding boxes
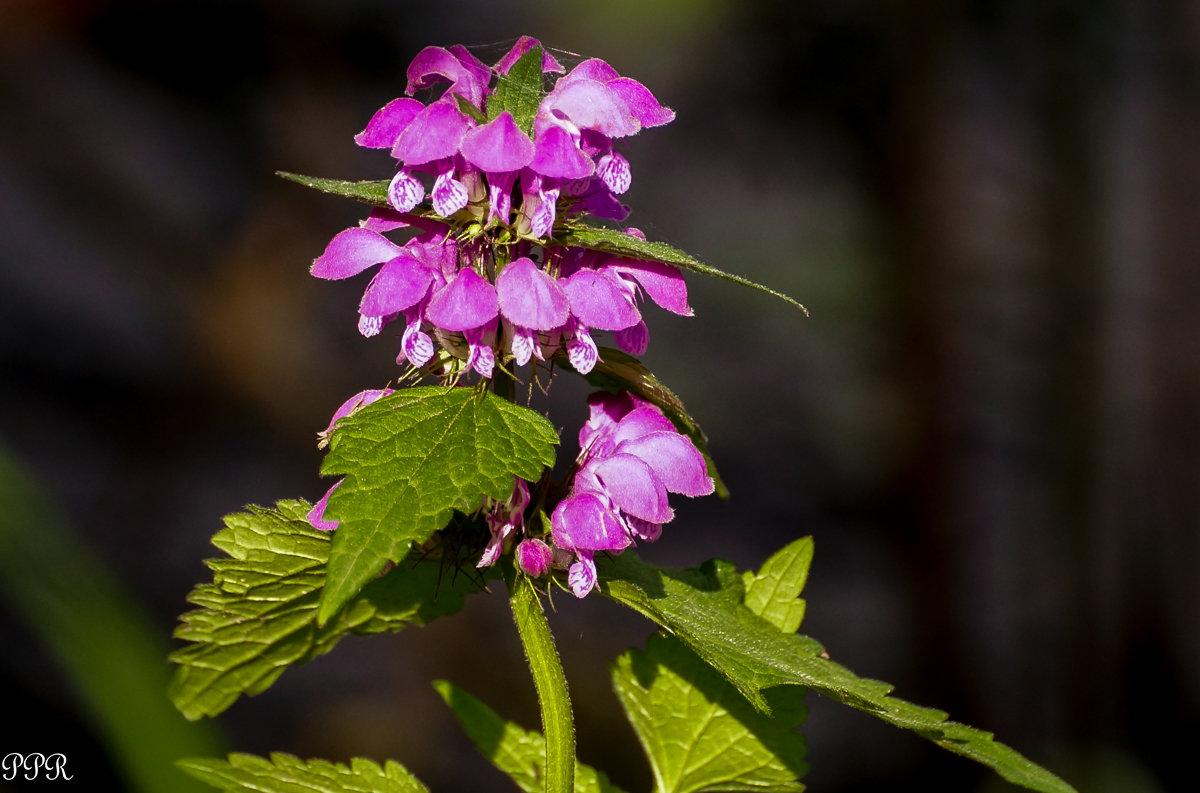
[478,478,530,568]
[551,391,713,596]
[307,388,396,530]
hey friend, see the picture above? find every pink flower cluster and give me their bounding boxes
[309,37,691,378]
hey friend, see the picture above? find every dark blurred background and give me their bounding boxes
[1,0,1196,791]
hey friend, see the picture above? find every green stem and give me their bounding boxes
[508,574,575,793]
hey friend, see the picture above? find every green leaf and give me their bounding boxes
[612,633,808,793]
[178,752,428,793]
[487,45,545,134]
[318,387,558,624]
[276,171,391,207]
[169,500,478,720]
[741,537,813,633]
[599,550,1077,793]
[433,680,627,793]
[454,92,488,125]
[556,225,808,315]
[580,346,728,499]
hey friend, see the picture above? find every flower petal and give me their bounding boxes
[307,481,341,531]
[359,256,435,316]
[551,492,629,551]
[596,151,631,194]
[322,388,394,435]
[387,169,425,213]
[406,45,486,108]
[355,97,425,149]
[617,432,713,497]
[611,404,677,446]
[529,125,594,179]
[311,228,404,280]
[607,77,675,128]
[562,269,641,330]
[496,36,564,75]
[591,453,673,523]
[496,257,571,330]
[461,111,535,173]
[559,58,621,87]
[567,551,598,597]
[425,268,499,331]
[542,79,639,138]
[609,259,693,316]
[392,102,471,165]
[614,320,649,355]
[566,326,599,374]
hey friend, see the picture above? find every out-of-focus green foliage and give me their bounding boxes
[0,442,223,793]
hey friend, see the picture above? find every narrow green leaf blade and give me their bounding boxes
[318,387,558,624]
[433,680,627,793]
[599,551,1077,793]
[487,45,545,133]
[169,500,478,720]
[276,171,391,206]
[556,225,808,314]
[178,752,428,793]
[579,346,728,499]
[612,633,807,793]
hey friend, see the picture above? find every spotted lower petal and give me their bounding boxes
[567,326,599,374]
[388,169,425,213]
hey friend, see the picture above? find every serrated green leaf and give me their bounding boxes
[487,45,545,134]
[178,752,428,793]
[556,225,808,314]
[318,387,558,624]
[433,680,627,793]
[613,632,807,793]
[599,552,1077,793]
[579,346,728,499]
[741,537,813,633]
[169,500,479,720]
[276,171,392,206]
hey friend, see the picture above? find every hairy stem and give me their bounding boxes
[508,574,574,793]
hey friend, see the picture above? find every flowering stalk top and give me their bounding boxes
[310,37,687,383]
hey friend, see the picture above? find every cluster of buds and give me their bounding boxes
[309,38,713,597]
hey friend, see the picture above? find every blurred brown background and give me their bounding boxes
[1,0,1196,791]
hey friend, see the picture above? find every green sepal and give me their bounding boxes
[169,500,480,721]
[579,346,728,499]
[555,224,808,314]
[317,387,558,625]
[487,45,545,135]
[433,680,627,793]
[598,544,1077,793]
[177,752,428,793]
